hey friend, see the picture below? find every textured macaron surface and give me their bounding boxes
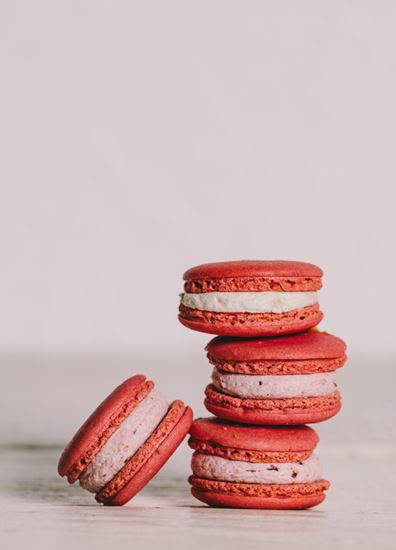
[183,260,323,292]
[189,477,329,500]
[205,384,341,411]
[179,304,323,337]
[184,260,323,279]
[204,386,341,425]
[189,439,312,463]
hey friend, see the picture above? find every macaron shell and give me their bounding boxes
[189,477,329,509]
[189,417,319,452]
[189,440,312,463]
[205,331,347,361]
[178,305,323,337]
[204,385,341,425]
[58,375,153,482]
[97,404,193,505]
[209,356,346,375]
[185,277,321,293]
[183,260,323,280]
[191,488,326,510]
[205,399,341,425]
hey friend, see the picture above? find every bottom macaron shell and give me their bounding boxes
[189,477,329,510]
[204,401,341,425]
[204,386,341,425]
[178,305,323,337]
[96,404,193,506]
[191,488,326,510]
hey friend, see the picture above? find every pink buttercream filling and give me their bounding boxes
[79,391,169,493]
[191,453,322,484]
[212,368,337,398]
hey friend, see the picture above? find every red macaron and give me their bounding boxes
[58,375,193,505]
[179,260,323,337]
[189,417,329,509]
[204,331,347,425]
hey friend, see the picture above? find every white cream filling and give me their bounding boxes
[191,453,322,484]
[79,391,169,493]
[212,368,338,399]
[181,291,317,313]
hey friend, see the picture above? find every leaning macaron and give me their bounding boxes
[188,418,329,509]
[204,331,346,424]
[179,260,323,337]
[58,375,193,505]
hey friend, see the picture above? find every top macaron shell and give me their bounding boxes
[206,331,347,362]
[184,260,323,281]
[179,260,324,337]
[189,417,319,452]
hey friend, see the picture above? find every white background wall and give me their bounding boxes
[1,1,395,447]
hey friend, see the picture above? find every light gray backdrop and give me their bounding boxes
[1,2,395,469]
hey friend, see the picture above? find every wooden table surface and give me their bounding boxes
[1,446,395,549]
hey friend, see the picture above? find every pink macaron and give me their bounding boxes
[189,418,329,509]
[58,375,193,505]
[204,330,347,424]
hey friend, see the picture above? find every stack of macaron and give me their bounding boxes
[179,260,347,509]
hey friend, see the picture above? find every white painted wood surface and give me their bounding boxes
[1,447,395,549]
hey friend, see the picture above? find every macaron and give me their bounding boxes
[204,331,347,424]
[58,375,193,505]
[189,418,329,509]
[179,260,323,337]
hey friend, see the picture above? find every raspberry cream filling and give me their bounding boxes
[79,391,169,493]
[212,368,337,399]
[191,453,322,484]
[181,291,317,313]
